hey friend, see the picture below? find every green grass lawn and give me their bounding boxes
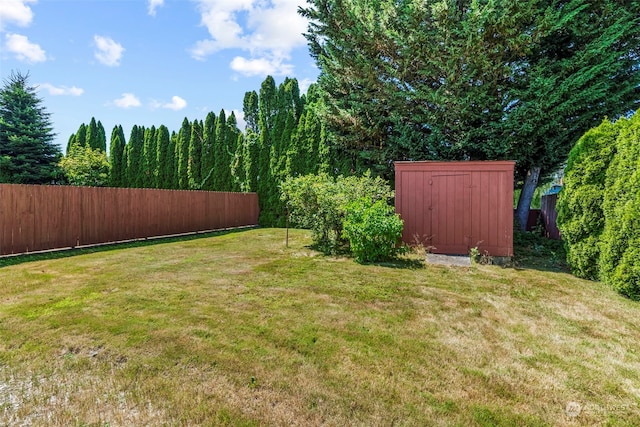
[1,228,639,426]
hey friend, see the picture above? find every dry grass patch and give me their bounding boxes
[1,228,639,426]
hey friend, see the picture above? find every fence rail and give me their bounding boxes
[0,184,259,256]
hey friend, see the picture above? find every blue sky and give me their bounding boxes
[0,0,318,151]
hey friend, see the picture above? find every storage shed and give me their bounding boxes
[395,161,515,257]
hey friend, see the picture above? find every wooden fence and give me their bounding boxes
[540,193,561,240]
[0,184,259,256]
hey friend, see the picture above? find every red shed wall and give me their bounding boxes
[395,161,514,257]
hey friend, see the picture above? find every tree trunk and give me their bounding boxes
[515,165,541,232]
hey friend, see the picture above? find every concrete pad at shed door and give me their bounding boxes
[426,253,472,267]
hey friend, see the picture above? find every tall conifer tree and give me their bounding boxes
[257,76,278,224]
[86,117,99,151]
[142,126,157,188]
[213,109,227,190]
[96,120,106,152]
[109,125,126,187]
[201,111,216,190]
[177,118,191,189]
[126,125,144,188]
[155,125,172,189]
[0,71,60,184]
[188,120,203,189]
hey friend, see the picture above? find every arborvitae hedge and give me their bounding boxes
[558,110,640,300]
[556,119,620,280]
[600,111,640,299]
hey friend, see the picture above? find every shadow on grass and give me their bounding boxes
[370,257,426,270]
[511,231,569,273]
[0,227,256,268]
[306,240,425,270]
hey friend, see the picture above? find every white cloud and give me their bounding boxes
[190,0,307,76]
[113,93,141,109]
[93,35,124,66]
[38,83,84,96]
[163,96,187,111]
[230,56,293,77]
[233,109,247,131]
[148,0,164,16]
[0,0,35,30]
[4,33,46,63]
[298,78,315,94]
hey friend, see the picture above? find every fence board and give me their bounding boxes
[0,184,259,256]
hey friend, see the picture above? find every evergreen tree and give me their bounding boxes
[96,120,106,152]
[231,132,246,191]
[155,125,172,189]
[0,71,61,184]
[300,0,640,230]
[287,112,308,178]
[86,117,99,151]
[243,129,260,192]
[142,125,157,188]
[243,90,259,134]
[176,118,191,189]
[213,109,227,190]
[109,125,126,187]
[600,111,640,299]
[171,131,179,189]
[264,78,302,225]
[201,111,216,190]
[556,118,621,280]
[73,123,87,152]
[241,91,260,192]
[224,112,240,191]
[126,125,144,188]
[188,119,203,189]
[257,76,278,224]
[66,133,75,155]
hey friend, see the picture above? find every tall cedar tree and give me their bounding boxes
[86,117,106,152]
[242,91,260,192]
[126,125,144,188]
[213,109,227,190]
[171,131,180,189]
[0,71,60,184]
[231,132,245,192]
[225,112,240,191]
[300,0,640,230]
[188,120,203,189]
[71,123,87,154]
[257,77,278,224]
[109,125,126,187]
[177,118,191,189]
[142,126,157,188]
[155,125,173,189]
[201,112,216,190]
[97,120,106,152]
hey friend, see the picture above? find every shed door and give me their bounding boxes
[429,174,472,255]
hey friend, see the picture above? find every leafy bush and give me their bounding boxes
[58,145,110,187]
[556,109,640,299]
[556,118,620,279]
[600,111,640,299]
[280,172,396,254]
[342,198,403,263]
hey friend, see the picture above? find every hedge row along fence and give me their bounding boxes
[0,184,259,256]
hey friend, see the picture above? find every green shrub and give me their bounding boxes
[600,110,640,299]
[556,118,620,279]
[280,172,395,254]
[342,198,404,263]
